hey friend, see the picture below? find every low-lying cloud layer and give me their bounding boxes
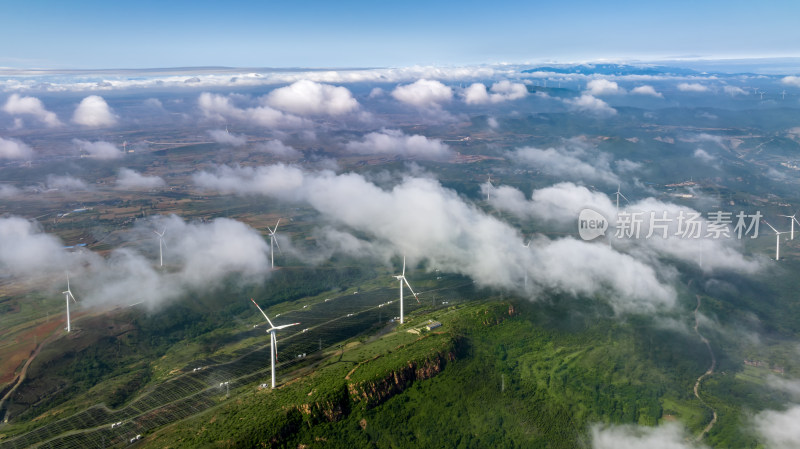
[463,80,527,104]
[73,139,124,159]
[0,137,33,160]
[198,92,307,128]
[115,168,166,190]
[344,129,452,159]
[265,80,359,116]
[392,79,453,108]
[193,163,678,314]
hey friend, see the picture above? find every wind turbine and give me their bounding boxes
[153,227,166,267]
[782,90,787,100]
[393,257,418,324]
[780,214,800,240]
[522,240,531,289]
[486,175,493,201]
[266,219,282,268]
[759,91,766,100]
[250,298,299,389]
[763,220,786,261]
[63,272,77,332]
[614,184,630,213]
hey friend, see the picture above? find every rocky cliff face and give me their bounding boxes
[347,347,457,409]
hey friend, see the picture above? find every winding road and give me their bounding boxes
[692,294,718,442]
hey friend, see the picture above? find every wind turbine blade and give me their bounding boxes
[274,219,280,232]
[66,271,70,291]
[619,192,630,203]
[273,323,300,330]
[402,276,418,301]
[272,332,278,360]
[763,220,778,234]
[250,298,274,327]
[402,256,406,276]
[68,291,77,303]
[274,236,283,255]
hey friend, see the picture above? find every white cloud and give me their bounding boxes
[489,182,761,275]
[564,94,617,116]
[781,76,800,87]
[2,94,62,127]
[0,217,74,278]
[507,142,619,184]
[264,80,359,116]
[754,405,800,449]
[631,85,664,98]
[72,95,117,127]
[46,174,89,191]
[344,129,452,159]
[677,82,709,92]
[258,140,302,159]
[693,148,716,163]
[585,79,624,96]
[591,423,706,449]
[115,168,166,190]
[368,87,385,98]
[73,139,124,160]
[197,92,307,128]
[463,80,527,104]
[487,117,499,129]
[192,164,677,313]
[208,129,247,147]
[0,137,33,160]
[0,184,20,198]
[723,85,748,96]
[392,79,453,108]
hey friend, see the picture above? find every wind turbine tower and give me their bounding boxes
[154,227,167,267]
[63,272,77,332]
[394,257,418,324]
[251,298,299,389]
[780,214,800,240]
[267,219,282,269]
[615,184,629,213]
[763,220,786,261]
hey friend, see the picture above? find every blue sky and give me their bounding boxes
[2,0,800,69]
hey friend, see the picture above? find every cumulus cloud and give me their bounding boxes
[73,139,124,160]
[344,129,452,159]
[631,85,664,98]
[677,83,709,92]
[72,95,117,127]
[46,174,89,191]
[0,137,34,160]
[585,79,624,96]
[0,184,21,198]
[193,164,678,314]
[753,405,800,449]
[487,117,499,129]
[198,92,307,128]
[258,140,303,158]
[723,85,748,96]
[463,80,527,104]
[693,148,716,163]
[392,79,453,108]
[115,168,166,190]
[208,129,247,147]
[489,182,761,275]
[781,76,800,87]
[507,142,619,184]
[0,217,74,278]
[563,94,617,116]
[591,423,706,449]
[3,94,62,127]
[264,80,359,116]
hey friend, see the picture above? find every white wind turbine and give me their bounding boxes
[486,175,493,201]
[250,298,300,389]
[153,227,167,268]
[394,257,418,324]
[763,220,787,261]
[780,213,800,240]
[614,184,630,213]
[523,240,531,289]
[267,219,282,269]
[63,272,77,332]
